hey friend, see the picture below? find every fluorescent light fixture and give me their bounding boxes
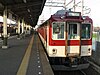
[27,9,30,12]
[23,0,27,3]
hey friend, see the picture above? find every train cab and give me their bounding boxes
[38,10,93,70]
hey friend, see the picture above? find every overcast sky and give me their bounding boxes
[37,0,100,27]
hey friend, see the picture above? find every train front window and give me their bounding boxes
[81,24,91,39]
[68,24,78,39]
[52,22,65,40]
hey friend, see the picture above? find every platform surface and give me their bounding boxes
[0,33,54,75]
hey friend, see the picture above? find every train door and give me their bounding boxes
[66,22,80,56]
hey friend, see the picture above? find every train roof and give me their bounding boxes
[54,10,69,15]
[82,16,93,23]
[50,10,82,21]
[39,10,93,27]
[54,9,81,15]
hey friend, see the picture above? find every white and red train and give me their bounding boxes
[38,10,93,70]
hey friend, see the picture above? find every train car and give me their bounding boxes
[0,22,17,38]
[38,10,93,70]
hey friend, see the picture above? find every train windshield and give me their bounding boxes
[68,24,77,39]
[67,22,81,40]
[81,24,91,39]
[52,22,65,40]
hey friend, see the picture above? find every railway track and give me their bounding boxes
[54,65,100,75]
[54,70,87,75]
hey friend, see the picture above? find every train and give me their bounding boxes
[0,22,17,38]
[37,10,93,70]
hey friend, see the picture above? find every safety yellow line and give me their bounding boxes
[17,35,34,75]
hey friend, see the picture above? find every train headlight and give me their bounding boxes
[88,48,91,53]
[52,49,57,54]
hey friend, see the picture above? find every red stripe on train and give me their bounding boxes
[49,40,92,46]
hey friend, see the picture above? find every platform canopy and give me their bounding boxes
[0,0,46,27]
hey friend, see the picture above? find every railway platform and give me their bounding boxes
[0,33,54,75]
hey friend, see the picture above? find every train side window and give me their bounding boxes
[52,22,65,40]
[81,24,91,39]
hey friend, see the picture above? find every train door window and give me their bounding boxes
[52,22,65,40]
[68,23,78,39]
[81,24,91,39]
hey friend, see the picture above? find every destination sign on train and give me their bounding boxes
[67,12,80,16]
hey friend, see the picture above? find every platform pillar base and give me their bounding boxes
[17,38,21,40]
[2,45,8,49]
